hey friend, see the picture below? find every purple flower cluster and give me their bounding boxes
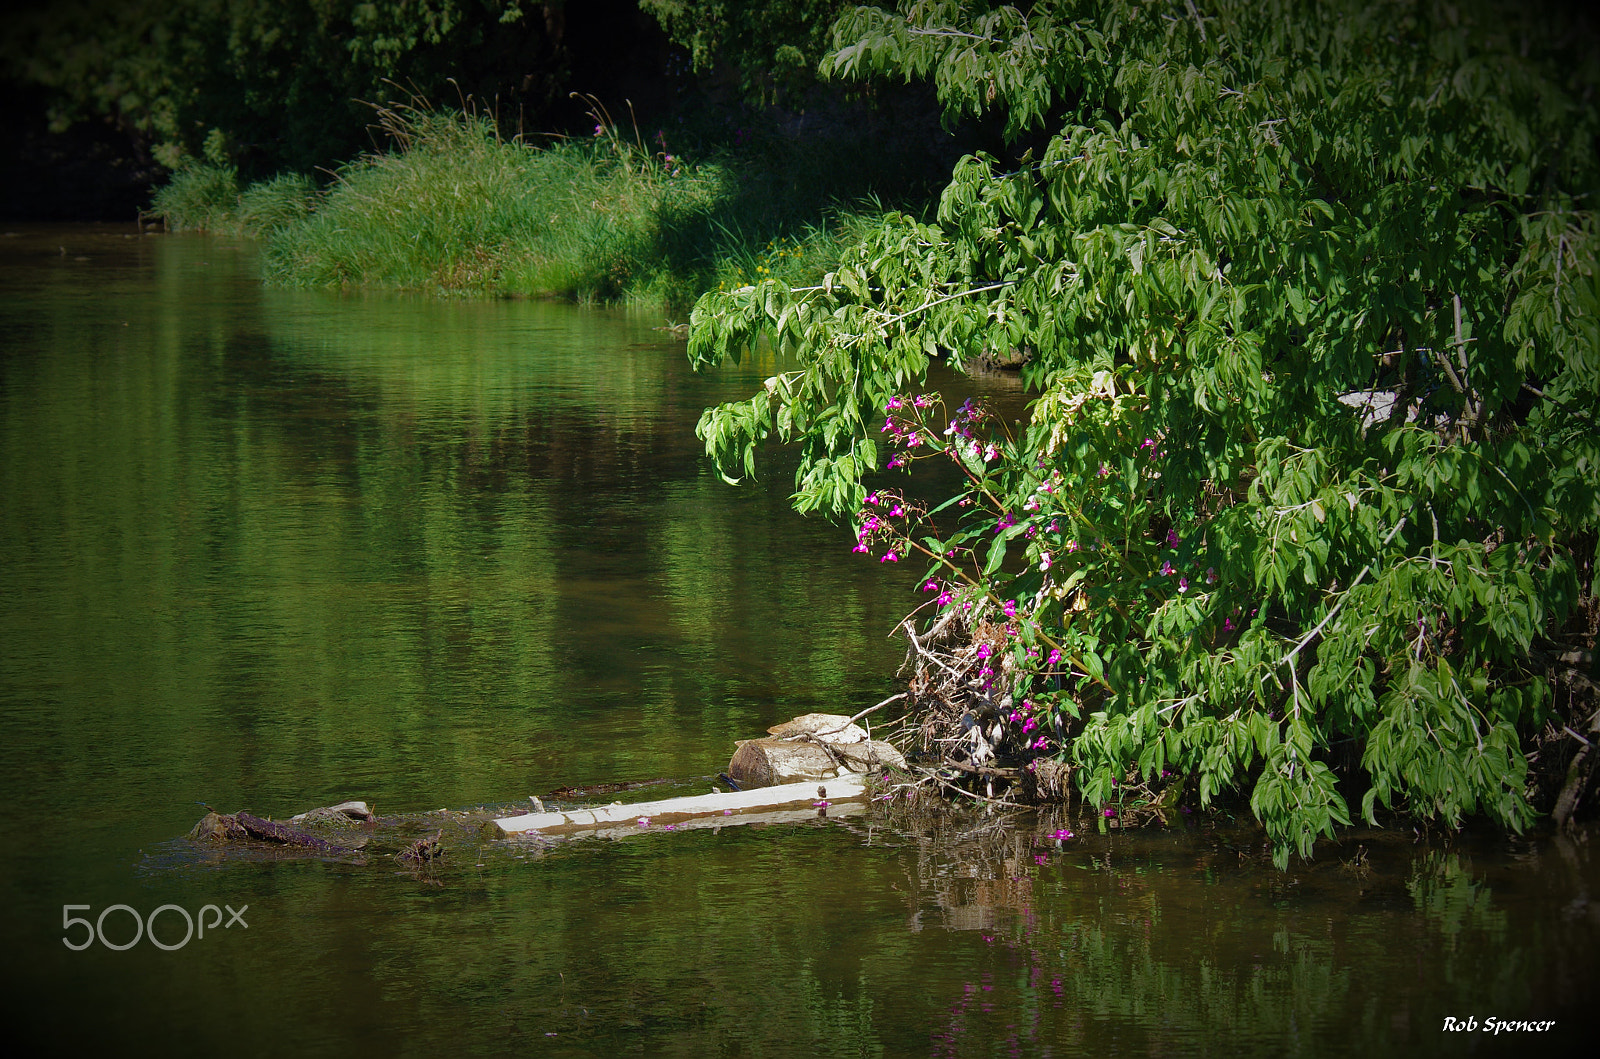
[880,394,944,471]
[943,398,983,440]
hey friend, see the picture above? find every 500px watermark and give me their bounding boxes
[62,903,248,951]
[1441,1016,1557,1034]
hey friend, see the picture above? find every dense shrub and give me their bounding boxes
[150,164,240,232]
[690,0,1600,866]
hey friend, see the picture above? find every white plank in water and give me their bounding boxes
[492,773,868,838]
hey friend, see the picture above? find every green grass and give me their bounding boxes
[152,166,316,236]
[150,164,242,232]
[153,107,927,309]
[237,173,318,234]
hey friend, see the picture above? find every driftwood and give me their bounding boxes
[493,774,868,839]
[188,811,249,842]
[770,712,870,742]
[731,712,910,788]
[188,810,361,856]
[729,738,842,788]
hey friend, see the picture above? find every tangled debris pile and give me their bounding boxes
[889,609,1185,828]
[890,609,1073,809]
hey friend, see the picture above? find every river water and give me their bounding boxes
[1,226,1595,1056]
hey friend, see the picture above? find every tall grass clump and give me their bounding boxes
[157,96,954,305]
[151,164,241,232]
[255,99,937,306]
[261,106,734,301]
[236,173,318,235]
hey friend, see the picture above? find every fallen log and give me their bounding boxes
[728,738,842,788]
[236,813,362,855]
[188,809,361,856]
[492,774,868,839]
[188,811,248,842]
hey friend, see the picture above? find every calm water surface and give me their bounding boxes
[1,226,1595,1056]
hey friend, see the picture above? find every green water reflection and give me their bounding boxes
[1,227,1596,1055]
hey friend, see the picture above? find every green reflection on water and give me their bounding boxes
[1,228,1596,1055]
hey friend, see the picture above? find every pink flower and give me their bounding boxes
[923,580,939,592]
[885,396,903,411]
[1034,854,1048,865]
[1022,718,1037,734]
[1206,567,1217,584]
[1047,649,1062,666]
[880,551,898,562]
[1159,560,1174,576]
[1052,828,1074,840]
[1103,808,1116,817]
[1031,736,1049,749]
[1003,600,1017,618]
[1039,552,1053,571]
[1166,529,1179,547]
[889,505,905,517]
[852,542,869,554]
[1178,577,1189,593]
[814,799,830,808]
[975,643,991,660]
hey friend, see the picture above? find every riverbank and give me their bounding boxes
[150,104,931,308]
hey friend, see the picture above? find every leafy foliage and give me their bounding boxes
[689,0,1600,866]
[639,0,856,99]
[4,0,561,175]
